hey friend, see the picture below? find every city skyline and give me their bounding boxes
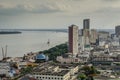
[0,0,120,29]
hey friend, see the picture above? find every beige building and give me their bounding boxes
[90,29,98,44]
[83,19,90,46]
[17,61,38,69]
[83,29,90,45]
[25,52,38,61]
[78,35,85,52]
[56,56,80,64]
[98,31,109,40]
[33,70,70,80]
[32,63,79,80]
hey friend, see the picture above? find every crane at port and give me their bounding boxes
[1,45,7,61]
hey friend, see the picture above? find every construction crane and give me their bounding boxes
[1,45,7,61]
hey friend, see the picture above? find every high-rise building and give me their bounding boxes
[78,35,85,52]
[83,19,90,46]
[83,19,90,29]
[79,29,83,36]
[68,25,78,56]
[90,29,98,44]
[83,29,90,37]
[83,29,90,45]
[115,25,120,37]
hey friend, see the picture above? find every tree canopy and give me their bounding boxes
[39,43,68,61]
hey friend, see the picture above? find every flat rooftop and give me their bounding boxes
[33,68,69,76]
[32,62,78,76]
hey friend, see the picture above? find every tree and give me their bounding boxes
[81,66,98,80]
[20,66,33,75]
[40,43,68,61]
[78,73,87,80]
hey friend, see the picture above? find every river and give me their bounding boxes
[0,31,68,59]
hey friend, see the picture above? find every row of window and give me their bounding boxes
[36,76,63,80]
[33,73,62,76]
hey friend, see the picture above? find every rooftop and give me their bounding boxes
[32,62,78,76]
[33,68,69,76]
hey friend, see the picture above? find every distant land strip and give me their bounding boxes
[0,31,22,34]
[0,29,115,33]
[0,29,68,33]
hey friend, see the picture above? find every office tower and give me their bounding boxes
[83,19,90,37]
[68,25,78,56]
[83,19,90,46]
[79,29,83,36]
[83,29,90,37]
[115,25,120,37]
[83,29,90,45]
[83,19,90,29]
[78,30,84,52]
[78,35,85,52]
[90,29,98,44]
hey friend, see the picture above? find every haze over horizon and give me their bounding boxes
[0,0,120,29]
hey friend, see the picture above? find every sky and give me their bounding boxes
[0,0,120,29]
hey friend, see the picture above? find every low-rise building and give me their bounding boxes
[25,52,38,61]
[32,63,79,80]
[77,51,90,63]
[0,62,10,77]
[17,61,38,69]
[110,37,120,47]
[98,38,106,47]
[56,56,80,64]
[91,53,113,65]
[98,31,109,40]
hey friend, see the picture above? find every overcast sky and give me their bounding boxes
[0,0,120,29]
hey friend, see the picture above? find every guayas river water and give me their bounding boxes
[0,31,68,59]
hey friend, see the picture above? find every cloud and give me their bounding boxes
[0,0,120,15]
[0,0,104,16]
[102,0,119,2]
[0,0,92,16]
[0,0,120,29]
[0,2,62,15]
